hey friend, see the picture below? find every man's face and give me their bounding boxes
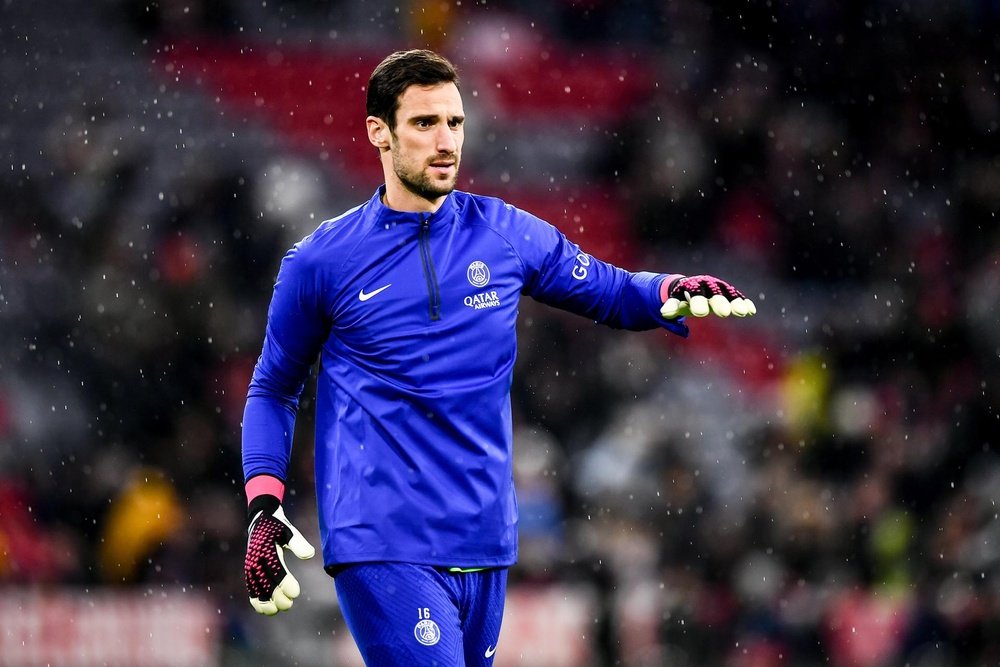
[386,82,465,204]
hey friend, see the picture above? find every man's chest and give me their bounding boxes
[330,225,523,341]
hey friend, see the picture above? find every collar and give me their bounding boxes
[369,185,458,226]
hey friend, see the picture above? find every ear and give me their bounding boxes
[366,116,390,151]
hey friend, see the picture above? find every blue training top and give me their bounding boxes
[242,187,688,570]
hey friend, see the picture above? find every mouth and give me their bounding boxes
[429,161,457,176]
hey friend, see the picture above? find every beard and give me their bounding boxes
[391,148,460,202]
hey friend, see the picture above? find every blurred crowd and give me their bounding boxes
[1,0,999,665]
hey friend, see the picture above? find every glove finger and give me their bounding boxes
[245,565,266,600]
[732,297,757,317]
[274,547,302,602]
[287,531,316,560]
[277,573,301,601]
[251,596,279,616]
[716,280,743,300]
[272,580,295,611]
[688,294,710,317]
[259,547,286,590]
[663,300,691,318]
[708,294,732,317]
[685,280,712,298]
[246,551,277,600]
[273,506,316,559]
[660,297,683,319]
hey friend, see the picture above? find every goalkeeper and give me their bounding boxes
[241,49,755,666]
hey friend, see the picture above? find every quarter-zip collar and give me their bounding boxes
[366,185,450,322]
[369,185,458,227]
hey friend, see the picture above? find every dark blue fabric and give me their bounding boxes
[334,562,508,666]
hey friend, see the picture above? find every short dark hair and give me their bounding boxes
[366,50,460,131]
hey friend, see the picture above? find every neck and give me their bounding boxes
[381,181,446,213]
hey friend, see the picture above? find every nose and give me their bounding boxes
[436,126,457,154]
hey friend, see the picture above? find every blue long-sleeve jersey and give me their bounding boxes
[242,187,688,570]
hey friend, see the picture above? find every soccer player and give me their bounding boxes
[242,49,755,666]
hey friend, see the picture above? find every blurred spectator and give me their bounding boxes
[98,467,182,583]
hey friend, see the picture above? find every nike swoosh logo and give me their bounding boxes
[485,644,497,658]
[358,284,392,301]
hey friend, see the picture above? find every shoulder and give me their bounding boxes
[277,199,375,289]
[304,200,370,249]
[452,190,540,234]
[290,200,372,261]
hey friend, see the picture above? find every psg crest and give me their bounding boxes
[414,619,441,646]
[467,261,490,287]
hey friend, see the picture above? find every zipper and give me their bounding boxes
[418,216,442,321]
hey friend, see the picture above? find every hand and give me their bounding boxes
[660,274,757,319]
[244,494,315,615]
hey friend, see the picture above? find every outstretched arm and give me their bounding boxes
[509,206,755,334]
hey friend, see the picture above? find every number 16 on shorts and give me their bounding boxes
[414,607,442,647]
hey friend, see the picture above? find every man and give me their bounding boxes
[242,49,755,665]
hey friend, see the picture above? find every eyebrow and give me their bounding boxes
[408,114,465,124]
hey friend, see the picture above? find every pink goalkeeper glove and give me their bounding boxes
[660,274,757,319]
[244,477,315,616]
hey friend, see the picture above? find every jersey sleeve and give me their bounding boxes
[512,207,688,337]
[242,241,332,482]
